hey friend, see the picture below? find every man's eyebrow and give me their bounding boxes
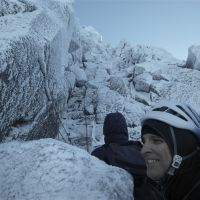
[150,135,163,140]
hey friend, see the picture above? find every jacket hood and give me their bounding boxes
[103,112,128,144]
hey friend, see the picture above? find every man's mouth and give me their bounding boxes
[146,159,159,166]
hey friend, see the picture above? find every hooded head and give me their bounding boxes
[103,112,128,144]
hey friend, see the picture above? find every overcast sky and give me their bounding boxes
[74,0,200,60]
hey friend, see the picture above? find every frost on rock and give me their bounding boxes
[151,69,170,81]
[107,76,128,96]
[0,0,76,141]
[68,23,82,65]
[123,101,146,127]
[134,64,146,76]
[0,0,36,17]
[134,72,152,93]
[69,63,87,87]
[57,23,200,149]
[80,26,103,52]
[113,41,179,68]
[1,0,200,156]
[135,92,151,106]
[96,87,126,118]
[80,25,110,63]
[186,45,200,71]
[0,139,134,200]
[156,66,200,108]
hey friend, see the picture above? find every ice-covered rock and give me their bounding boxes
[114,41,179,67]
[0,0,76,141]
[123,101,145,127]
[69,63,87,87]
[133,73,152,93]
[134,64,146,76]
[68,24,82,65]
[155,66,200,107]
[186,45,200,71]
[0,0,36,17]
[57,24,200,150]
[0,139,134,200]
[151,69,169,81]
[80,26,108,62]
[1,0,200,156]
[135,92,151,106]
[107,76,128,96]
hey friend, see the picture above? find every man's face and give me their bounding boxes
[141,133,172,180]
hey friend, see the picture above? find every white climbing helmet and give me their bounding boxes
[141,100,200,143]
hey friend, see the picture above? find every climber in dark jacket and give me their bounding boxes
[141,101,200,200]
[91,112,145,175]
[91,112,160,200]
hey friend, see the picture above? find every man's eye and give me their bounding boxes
[141,139,144,144]
[153,139,163,144]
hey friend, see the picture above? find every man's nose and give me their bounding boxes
[141,142,152,156]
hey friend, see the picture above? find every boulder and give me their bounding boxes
[0,0,76,141]
[0,139,134,200]
[134,65,146,76]
[107,76,128,96]
[186,45,200,71]
[69,63,87,87]
[133,73,152,93]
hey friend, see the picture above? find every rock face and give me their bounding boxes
[59,35,200,150]
[0,139,134,200]
[186,45,200,70]
[0,0,36,17]
[1,0,200,152]
[0,0,77,142]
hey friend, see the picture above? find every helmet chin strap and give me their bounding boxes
[168,126,181,175]
[167,126,197,176]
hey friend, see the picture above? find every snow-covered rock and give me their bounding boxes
[186,45,200,71]
[123,101,146,127]
[151,69,169,81]
[0,0,36,17]
[80,26,108,62]
[133,73,152,93]
[114,41,179,67]
[107,76,128,96]
[1,0,200,158]
[58,27,200,150]
[0,0,77,141]
[135,92,151,106]
[134,65,146,76]
[69,63,87,87]
[0,139,134,200]
[155,66,200,107]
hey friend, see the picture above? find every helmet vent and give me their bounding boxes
[153,106,168,112]
[166,109,187,121]
[176,105,200,127]
[176,105,194,120]
[187,106,200,127]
